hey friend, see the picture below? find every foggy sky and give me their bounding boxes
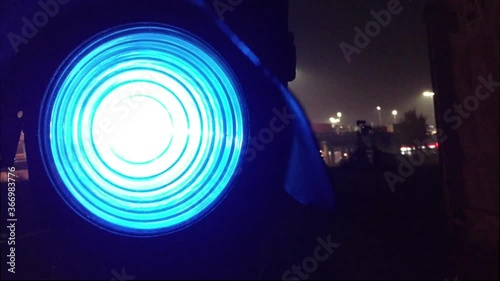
[289,0,435,126]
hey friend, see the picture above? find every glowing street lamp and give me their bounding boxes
[392,110,398,123]
[376,106,382,125]
[337,112,342,118]
[423,91,435,97]
[423,91,436,125]
[329,116,340,131]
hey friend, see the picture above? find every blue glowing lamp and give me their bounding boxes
[39,23,245,236]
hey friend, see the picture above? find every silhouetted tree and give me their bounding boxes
[395,109,427,146]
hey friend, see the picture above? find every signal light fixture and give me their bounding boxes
[38,23,246,236]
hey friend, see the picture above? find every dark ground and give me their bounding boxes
[322,162,453,280]
[0,157,467,280]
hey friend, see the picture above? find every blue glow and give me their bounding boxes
[39,23,245,236]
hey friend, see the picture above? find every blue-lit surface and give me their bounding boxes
[39,24,245,236]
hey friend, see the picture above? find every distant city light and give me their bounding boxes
[376,106,382,125]
[337,112,342,118]
[423,91,435,97]
[392,110,398,123]
[329,117,340,124]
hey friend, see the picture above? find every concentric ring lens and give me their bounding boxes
[39,23,245,236]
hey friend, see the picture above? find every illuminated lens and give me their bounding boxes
[40,24,245,236]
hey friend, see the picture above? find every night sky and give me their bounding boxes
[289,0,434,126]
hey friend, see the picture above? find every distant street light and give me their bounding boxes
[337,112,342,118]
[423,91,436,125]
[376,106,382,126]
[329,117,340,129]
[423,91,435,97]
[392,110,398,123]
